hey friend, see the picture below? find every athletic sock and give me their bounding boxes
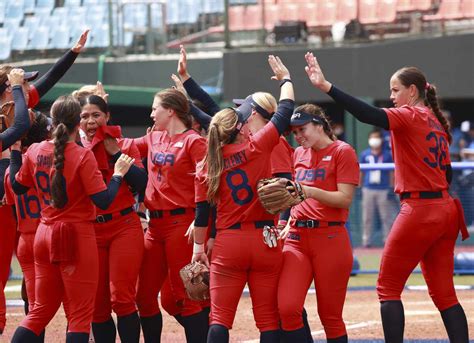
[181,309,209,343]
[66,332,89,343]
[440,303,469,343]
[91,317,116,343]
[11,326,41,343]
[327,334,348,343]
[380,300,404,343]
[260,329,280,342]
[281,327,308,342]
[140,313,163,343]
[207,324,229,343]
[117,311,141,343]
[302,307,313,343]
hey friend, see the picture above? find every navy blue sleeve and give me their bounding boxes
[110,152,148,193]
[89,176,123,210]
[0,158,9,199]
[195,200,211,227]
[9,150,29,195]
[33,50,79,98]
[274,172,292,222]
[210,206,217,238]
[270,99,295,135]
[327,85,389,130]
[183,77,221,116]
[189,102,212,131]
[1,87,30,151]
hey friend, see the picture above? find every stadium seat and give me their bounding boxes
[300,3,318,27]
[423,0,461,20]
[36,0,55,11]
[245,5,263,31]
[29,26,49,49]
[315,1,337,26]
[68,6,86,18]
[337,0,358,24]
[0,5,5,25]
[264,4,279,31]
[279,3,300,22]
[50,26,71,49]
[5,3,24,22]
[396,0,415,11]
[23,0,35,14]
[228,5,245,31]
[4,18,22,37]
[0,35,12,61]
[91,24,109,47]
[413,0,432,11]
[461,0,474,18]
[64,0,82,7]
[34,7,53,19]
[12,27,29,51]
[359,0,378,24]
[23,16,41,40]
[378,0,397,23]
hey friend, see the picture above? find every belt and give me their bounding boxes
[400,191,444,200]
[228,220,275,230]
[293,219,345,228]
[149,208,192,219]
[96,207,134,224]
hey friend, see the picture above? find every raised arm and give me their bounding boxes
[304,52,389,130]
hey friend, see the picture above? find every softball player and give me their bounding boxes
[9,95,134,343]
[304,52,469,342]
[0,69,29,335]
[79,95,147,343]
[133,88,209,343]
[191,55,294,343]
[278,105,359,343]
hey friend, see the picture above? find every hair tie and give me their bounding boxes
[425,82,431,90]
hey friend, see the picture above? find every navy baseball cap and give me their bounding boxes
[290,111,323,126]
[0,70,39,95]
[233,95,274,120]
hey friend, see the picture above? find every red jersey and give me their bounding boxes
[15,141,107,223]
[28,86,40,109]
[270,137,294,175]
[384,105,451,193]
[4,166,40,234]
[134,130,206,210]
[81,137,143,214]
[290,140,359,222]
[196,123,280,229]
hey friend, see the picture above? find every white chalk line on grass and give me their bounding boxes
[242,321,380,343]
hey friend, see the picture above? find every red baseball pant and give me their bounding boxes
[377,197,461,311]
[136,212,202,317]
[93,212,144,322]
[19,221,99,335]
[17,233,36,313]
[209,224,282,332]
[0,205,17,331]
[278,225,352,338]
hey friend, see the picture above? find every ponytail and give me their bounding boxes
[425,84,452,144]
[51,123,69,208]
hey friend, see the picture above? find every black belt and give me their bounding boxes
[228,220,275,230]
[400,191,443,200]
[149,208,190,219]
[294,220,345,228]
[96,207,134,224]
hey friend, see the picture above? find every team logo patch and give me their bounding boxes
[322,155,332,161]
[174,142,184,148]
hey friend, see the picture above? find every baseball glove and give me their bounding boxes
[0,102,36,133]
[179,261,210,301]
[257,177,307,215]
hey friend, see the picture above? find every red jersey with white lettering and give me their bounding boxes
[196,123,280,229]
[4,166,40,234]
[271,137,294,175]
[81,137,143,214]
[384,105,450,194]
[290,140,359,222]
[134,130,206,210]
[15,141,107,223]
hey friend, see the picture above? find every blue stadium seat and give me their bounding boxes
[50,26,71,49]
[23,16,41,40]
[91,24,109,47]
[29,25,49,49]
[5,3,24,21]
[64,0,82,7]
[23,0,36,14]
[36,0,55,11]
[34,7,53,19]
[4,18,22,37]
[12,27,29,51]
[0,34,12,60]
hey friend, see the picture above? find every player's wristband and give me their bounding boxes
[279,78,292,87]
[193,242,205,254]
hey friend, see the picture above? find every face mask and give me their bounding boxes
[368,137,382,149]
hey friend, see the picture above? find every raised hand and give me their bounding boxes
[268,55,290,81]
[304,52,332,93]
[72,29,90,53]
[113,153,135,177]
[171,74,188,96]
[177,45,190,81]
[96,81,109,103]
[7,68,25,87]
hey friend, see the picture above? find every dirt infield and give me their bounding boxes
[1,289,472,342]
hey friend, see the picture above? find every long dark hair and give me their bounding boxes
[395,67,451,143]
[50,95,81,208]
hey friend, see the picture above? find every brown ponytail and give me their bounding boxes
[395,67,451,143]
[49,95,81,209]
[203,108,238,204]
[425,84,452,143]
